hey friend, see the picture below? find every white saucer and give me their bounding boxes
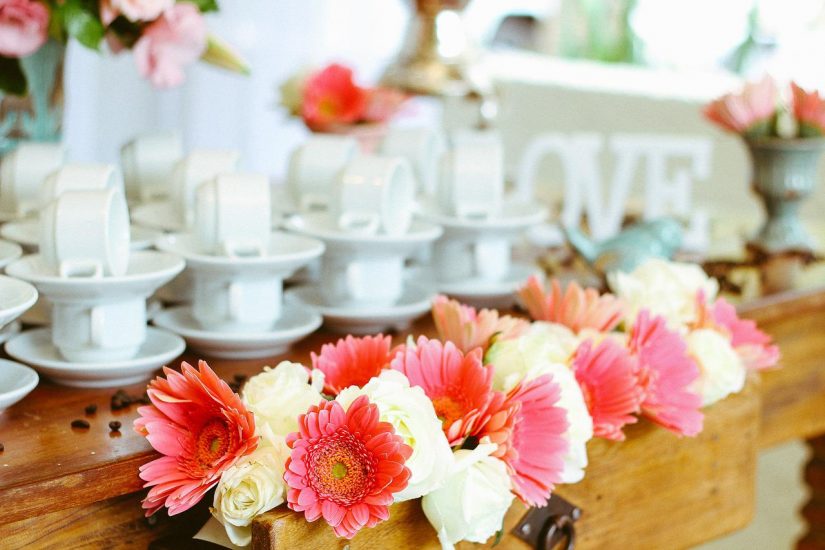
[286,284,434,335]
[0,321,22,344]
[0,275,38,327]
[0,220,160,251]
[414,262,541,309]
[0,359,39,411]
[133,199,285,233]
[416,199,547,239]
[5,327,186,388]
[0,239,23,268]
[153,303,322,359]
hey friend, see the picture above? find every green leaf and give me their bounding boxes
[181,0,219,13]
[62,0,105,50]
[0,57,27,96]
[492,528,504,547]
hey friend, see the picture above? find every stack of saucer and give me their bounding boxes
[285,154,442,334]
[0,275,38,411]
[5,187,185,387]
[415,130,547,308]
[153,174,325,358]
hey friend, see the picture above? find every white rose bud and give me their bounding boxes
[336,370,453,501]
[422,444,514,549]
[687,328,746,406]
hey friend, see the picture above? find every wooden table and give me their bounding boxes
[2,287,825,549]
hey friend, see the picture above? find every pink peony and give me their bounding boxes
[284,395,412,539]
[629,310,704,437]
[703,76,777,137]
[791,82,825,137]
[311,334,394,395]
[134,361,258,516]
[518,275,625,333]
[0,0,49,58]
[431,295,529,355]
[107,0,174,22]
[133,3,207,88]
[301,64,368,131]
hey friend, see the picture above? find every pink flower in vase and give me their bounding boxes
[302,64,368,132]
[284,396,412,539]
[479,374,569,506]
[102,0,173,23]
[703,76,778,137]
[629,310,704,437]
[431,295,529,355]
[791,82,825,137]
[571,338,643,441]
[133,3,207,88]
[391,336,493,446]
[134,361,258,516]
[517,275,625,333]
[311,334,394,395]
[362,87,408,124]
[0,0,49,58]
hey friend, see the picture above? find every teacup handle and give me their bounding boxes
[338,212,380,235]
[59,259,104,279]
[227,281,243,322]
[90,305,105,347]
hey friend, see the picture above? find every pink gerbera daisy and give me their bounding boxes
[311,334,394,395]
[518,276,625,333]
[479,374,569,506]
[284,395,412,539]
[134,361,258,516]
[390,336,493,446]
[629,310,704,437]
[431,295,529,355]
[710,298,780,371]
[572,339,643,441]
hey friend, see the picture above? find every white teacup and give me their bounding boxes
[194,173,271,256]
[438,134,504,219]
[192,276,283,332]
[433,237,510,283]
[40,188,131,278]
[40,163,123,205]
[379,126,445,196]
[287,135,358,212]
[51,299,146,362]
[172,149,240,226]
[334,155,415,235]
[0,143,65,216]
[320,255,404,308]
[121,133,183,203]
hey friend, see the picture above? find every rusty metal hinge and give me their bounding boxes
[512,494,581,550]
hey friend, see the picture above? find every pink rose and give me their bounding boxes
[106,0,174,23]
[133,3,206,88]
[0,0,49,58]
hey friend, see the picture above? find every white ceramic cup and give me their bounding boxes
[121,133,183,203]
[51,299,146,362]
[39,188,131,278]
[438,134,504,219]
[172,149,240,226]
[379,126,445,196]
[192,275,283,332]
[320,254,405,308]
[334,155,415,235]
[287,135,358,212]
[432,236,510,283]
[194,173,271,256]
[0,142,65,216]
[40,163,123,205]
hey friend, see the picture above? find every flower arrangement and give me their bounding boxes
[0,0,246,94]
[133,258,780,549]
[279,63,408,133]
[703,75,825,139]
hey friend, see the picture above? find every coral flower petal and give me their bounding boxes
[431,295,528,354]
[518,276,625,333]
[312,334,394,395]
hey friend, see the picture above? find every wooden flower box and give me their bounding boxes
[251,378,761,550]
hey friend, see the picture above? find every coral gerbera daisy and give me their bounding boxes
[479,374,569,506]
[518,276,624,333]
[311,334,394,395]
[571,339,643,441]
[134,360,258,516]
[431,294,529,355]
[391,336,493,446]
[628,310,704,437]
[284,395,412,539]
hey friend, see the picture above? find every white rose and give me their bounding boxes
[485,322,580,388]
[608,258,719,329]
[687,328,746,407]
[211,439,290,546]
[422,444,514,549]
[242,361,325,437]
[336,370,453,501]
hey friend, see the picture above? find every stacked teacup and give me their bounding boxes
[5,186,186,388]
[416,130,547,308]
[120,132,183,206]
[153,173,325,358]
[285,137,442,334]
